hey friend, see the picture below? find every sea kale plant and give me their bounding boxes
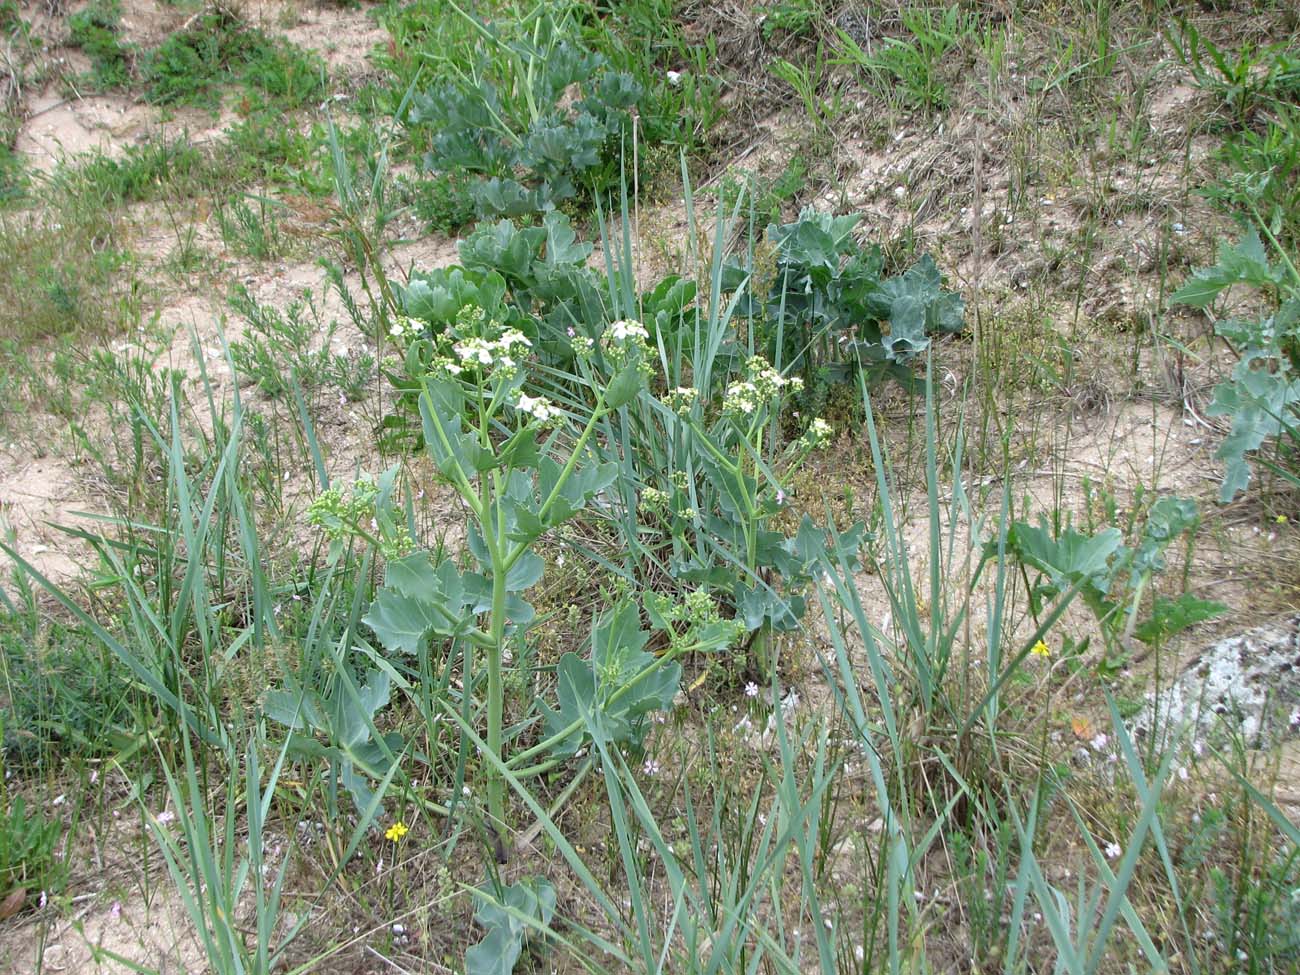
[360,309,732,838]
[1001,494,1222,665]
[405,10,641,219]
[630,356,866,677]
[732,208,965,388]
[1171,226,1300,500]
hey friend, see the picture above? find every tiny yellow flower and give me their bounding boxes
[1277,514,1288,524]
[385,821,409,842]
[1030,640,1051,658]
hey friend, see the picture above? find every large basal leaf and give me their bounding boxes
[460,220,546,281]
[519,112,605,178]
[583,70,642,121]
[542,602,682,758]
[769,208,862,273]
[471,178,545,219]
[466,925,521,975]
[364,556,474,653]
[1134,594,1227,645]
[1207,366,1300,501]
[400,268,510,328]
[869,255,966,362]
[536,40,604,97]
[539,211,592,270]
[466,875,556,975]
[1003,521,1126,597]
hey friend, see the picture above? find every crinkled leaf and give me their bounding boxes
[869,255,965,362]
[1207,367,1300,500]
[540,211,592,269]
[519,113,605,178]
[1002,522,1126,608]
[543,602,681,758]
[460,220,546,280]
[466,876,556,975]
[1134,594,1228,645]
[471,178,545,219]
[769,208,862,273]
[1170,228,1281,308]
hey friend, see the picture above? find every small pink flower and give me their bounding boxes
[156,810,176,825]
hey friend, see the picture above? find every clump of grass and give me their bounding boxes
[0,612,135,769]
[66,0,131,90]
[0,204,136,343]
[52,137,206,207]
[141,10,326,111]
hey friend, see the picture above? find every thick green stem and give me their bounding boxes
[486,538,508,835]
[502,390,609,572]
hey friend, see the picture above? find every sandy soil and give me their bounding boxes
[2,2,1298,971]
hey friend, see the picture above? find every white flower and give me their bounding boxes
[724,380,760,415]
[642,759,661,776]
[516,393,559,424]
[805,417,834,449]
[497,328,532,355]
[607,319,649,343]
[666,70,682,86]
[664,387,698,416]
[454,337,496,367]
[744,681,759,698]
[1104,841,1122,860]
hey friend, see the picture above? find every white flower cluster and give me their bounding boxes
[388,316,425,345]
[723,356,803,416]
[599,318,654,384]
[449,328,532,376]
[606,319,649,343]
[514,392,560,425]
[663,386,699,417]
[638,486,670,514]
[804,417,834,449]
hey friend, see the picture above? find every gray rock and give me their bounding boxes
[1133,613,1300,752]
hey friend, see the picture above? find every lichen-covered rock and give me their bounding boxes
[1133,613,1300,751]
